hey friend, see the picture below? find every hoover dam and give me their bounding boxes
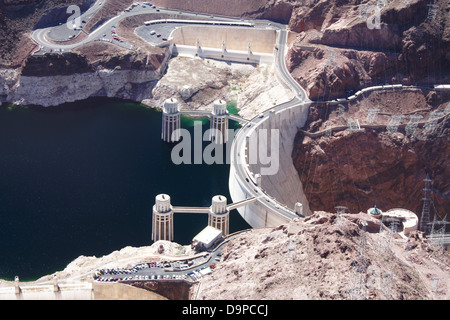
[0,0,449,301]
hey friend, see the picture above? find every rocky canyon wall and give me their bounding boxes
[151,0,295,23]
[291,89,449,219]
[0,42,169,107]
[285,0,450,100]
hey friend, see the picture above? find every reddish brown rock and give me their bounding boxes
[291,90,450,218]
[286,45,402,99]
[192,212,447,300]
[152,0,294,23]
[286,0,450,99]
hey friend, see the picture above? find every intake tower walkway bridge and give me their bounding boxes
[151,193,256,242]
[161,97,248,144]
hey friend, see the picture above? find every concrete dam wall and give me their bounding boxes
[229,101,312,229]
[170,25,277,53]
[250,104,312,216]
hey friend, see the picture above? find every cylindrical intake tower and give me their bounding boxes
[210,99,229,144]
[152,194,174,242]
[208,195,229,235]
[161,98,181,143]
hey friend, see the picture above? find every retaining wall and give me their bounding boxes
[170,25,277,53]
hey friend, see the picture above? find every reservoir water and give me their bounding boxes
[0,97,250,281]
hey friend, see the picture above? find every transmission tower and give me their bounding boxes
[347,119,365,132]
[356,221,369,272]
[381,272,393,299]
[430,213,449,234]
[347,268,366,300]
[429,214,448,257]
[431,277,440,292]
[335,206,347,227]
[426,3,439,21]
[420,174,432,235]
[335,206,347,214]
[386,115,404,133]
[365,108,379,124]
[347,222,369,300]
[377,215,392,255]
[287,238,297,263]
[405,115,423,136]
[424,111,443,132]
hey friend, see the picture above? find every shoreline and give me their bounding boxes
[0,241,196,284]
[0,97,250,281]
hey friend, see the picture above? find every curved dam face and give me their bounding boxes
[228,101,312,229]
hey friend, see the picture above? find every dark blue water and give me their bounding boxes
[0,98,249,281]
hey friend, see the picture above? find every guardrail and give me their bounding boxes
[298,110,448,139]
[320,84,450,105]
[144,19,254,28]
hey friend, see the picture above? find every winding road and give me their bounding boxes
[32,1,279,53]
[228,28,312,223]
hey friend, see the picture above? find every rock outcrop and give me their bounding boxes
[149,56,293,117]
[291,89,450,218]
[151,0,295,24]
[286,45,404,100]
[0,0,92,67]
[286,0,450,99]
[0,41,169,107]
[193,211,449,300]
[33,240,195,283]
[1,47,289,116]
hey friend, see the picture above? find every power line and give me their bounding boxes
[420,174,432,234]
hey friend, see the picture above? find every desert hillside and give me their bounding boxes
[292,89,450,217]
[286,0,450,99]
[192,211,449,300]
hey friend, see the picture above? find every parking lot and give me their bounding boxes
[33,1,273,54]
[93,252,222,283]
[93,239,228,283]
[135,23,186,46]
